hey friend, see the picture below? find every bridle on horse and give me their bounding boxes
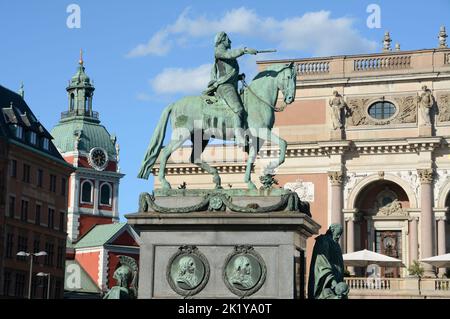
[241,67,293,113]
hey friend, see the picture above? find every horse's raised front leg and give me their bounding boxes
[158,136,189,190]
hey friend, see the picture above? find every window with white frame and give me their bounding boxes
[100,183,112,205]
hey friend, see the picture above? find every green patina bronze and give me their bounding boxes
[223,245,267,297]
[103,255,138,299]
[137,31,296,190]
[138,189,310,215]
[308,224,349,299]
[166,246,210,297]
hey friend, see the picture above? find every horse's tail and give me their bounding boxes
[137,103,174,179]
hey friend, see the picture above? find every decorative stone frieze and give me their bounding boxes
[284,180,315,202]
[437,92,450,122]
[396,170,420,201]
[347,95,417,127]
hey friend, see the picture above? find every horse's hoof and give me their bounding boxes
[161,182,172,190]
[215,185,223,190]
[247,182,257,190]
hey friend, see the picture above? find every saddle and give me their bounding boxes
[201,94,235,118]
[201,89,245,118]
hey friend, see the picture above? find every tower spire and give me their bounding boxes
[79,48,84,66]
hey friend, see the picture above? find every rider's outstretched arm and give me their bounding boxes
[215,47,257,59]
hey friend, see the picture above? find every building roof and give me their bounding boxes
[51,118,117,157]
[74,222,127,248]
[0,84,68,163]
[64,259,101,294]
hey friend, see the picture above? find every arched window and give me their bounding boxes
[85,95,90,113]
[368,101,396,120]
[70,93,75,111]
[100,183,111,205]
[81,180,93,203]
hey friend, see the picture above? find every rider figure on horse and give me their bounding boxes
[203,31,258,147]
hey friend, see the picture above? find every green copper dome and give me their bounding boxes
[51,119,117,157]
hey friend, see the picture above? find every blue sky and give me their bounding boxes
[1,0,449,218]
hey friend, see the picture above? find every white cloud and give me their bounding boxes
[127,7,377,57]
[151,63,212,95]
[126,30,171,57]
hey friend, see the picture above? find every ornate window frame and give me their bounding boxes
[99,182,112,206]
[366,99,399,123]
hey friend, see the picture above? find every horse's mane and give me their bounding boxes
[252,63,291,81]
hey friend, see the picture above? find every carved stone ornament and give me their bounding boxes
[377,199,407,216]
[284,180,315,202]
[372,188,408,217]
[328,171,344,185]
[346,96,417,127]
[396,171,420,200]
[166,246,210,297]
[434,169,448,206]
[437,92,450,122]
[418,169,434,184]
[223,245,267,298]
[347,98,370,126]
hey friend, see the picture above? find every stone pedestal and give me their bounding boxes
[127,206,320,299]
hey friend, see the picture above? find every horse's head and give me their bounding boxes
[274,61,296,105]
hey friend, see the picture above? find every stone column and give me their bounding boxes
[328,171,344,226]
[328,171,344,248]
[418,169,435,276]
[93,179,99,215]
[346,215,355,275]
[437,216,447,276]
[409,217,419,264]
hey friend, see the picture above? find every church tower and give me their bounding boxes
[51,51,124,243]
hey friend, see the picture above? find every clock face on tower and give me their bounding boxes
[88,147,108,170]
